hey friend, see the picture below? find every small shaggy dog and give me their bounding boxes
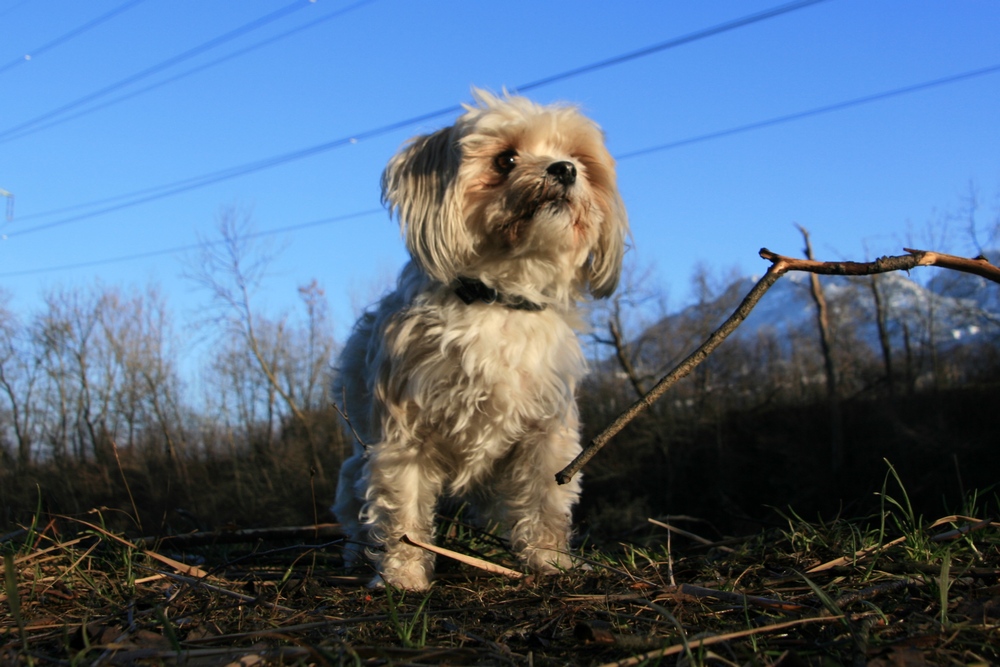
[333,89,629,590]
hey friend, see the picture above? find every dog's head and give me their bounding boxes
[381,89,628,299]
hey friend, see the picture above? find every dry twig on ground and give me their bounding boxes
[5,509,997,666]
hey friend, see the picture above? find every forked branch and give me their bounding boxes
[759,246,1000,283]
[555,261,789,485]
[555,247,999,485]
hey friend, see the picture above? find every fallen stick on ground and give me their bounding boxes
[807,514,990,573]
[136,523,343,548]
[401,534,525,580]
[597,615,844,667]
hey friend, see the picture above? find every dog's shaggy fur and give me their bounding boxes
[333,90,629,590]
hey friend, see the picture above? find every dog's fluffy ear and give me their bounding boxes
[381,126,470,285]
[586,184,629,299]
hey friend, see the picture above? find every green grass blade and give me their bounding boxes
[4,552,26,644]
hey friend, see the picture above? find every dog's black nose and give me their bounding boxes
[546,161,576,186]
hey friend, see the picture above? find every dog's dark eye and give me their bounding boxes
[493,150,518,174]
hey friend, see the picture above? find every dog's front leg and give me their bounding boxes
[501,422,583,575]
[364,445,442,590]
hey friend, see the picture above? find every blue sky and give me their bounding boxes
[2,0,999,341]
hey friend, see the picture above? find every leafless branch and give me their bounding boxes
[137,523,343,548]
[556,261,789,485]
[556,246,999,485]
[185,209,308,427]
[760,246,1000,283]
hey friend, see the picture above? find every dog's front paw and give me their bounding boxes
[378,564,433,591]
[376,541,435,590]
[524,547,576,575]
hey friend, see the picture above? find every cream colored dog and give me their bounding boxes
[333,89,628,590]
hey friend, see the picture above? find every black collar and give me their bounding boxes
[453,276,546,311]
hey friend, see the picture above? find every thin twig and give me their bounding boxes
[138,566,295,613]
[556,261,789,484]
[557,245,999,484]
[400,534,525,579]
[807,514,990,573]
[931,517,996,542]
[904,247,1000,282]
[656,583,809,613]
[760,247,1000,283]
[598,615,843,667]
[55,515,214,579]
[136,523,343,548]
[647,518,724,549]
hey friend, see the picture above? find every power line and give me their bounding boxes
[5,104,461,237]
[0,209,383,277]
[6,0,828,236]
[0,1,32,21]
[516,0,830,94]
[0,0,149,76]
[0,0,376,145]
[6,60,1000,278]
[615,62,1000,161]
[0,0,313,141]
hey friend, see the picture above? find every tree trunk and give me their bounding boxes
[797,225,843,472]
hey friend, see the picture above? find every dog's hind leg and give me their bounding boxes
[332,448,368,569]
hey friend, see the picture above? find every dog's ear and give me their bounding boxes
[586,187,629,299]
[381,126,471,285]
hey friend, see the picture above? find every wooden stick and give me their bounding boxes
[930,517,995,542]
[138,567,295,613]
[597,615,843,667]
[807,514,989,572]
[657,583,808,612]
[556,246,999,484]
[759,247,1000,283]
[136,523,343,548]
[905,247,1000,282]
[556,262,790,485]
[400,534,525,580]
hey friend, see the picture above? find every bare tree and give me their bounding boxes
[291,280,335,413]
[186,208,307,423]
[588,259,666,399]
[32,286,109,464]
[0,291,42,468]
[868,271,895,398]
[796,225,843,471]
[21,283,187,471]
[186,207,335,473]
[102,285,189,473]
[959,181,1000,258]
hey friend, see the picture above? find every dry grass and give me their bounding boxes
[2,497,999,667]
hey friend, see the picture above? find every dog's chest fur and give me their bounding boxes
[375,293,585,490]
